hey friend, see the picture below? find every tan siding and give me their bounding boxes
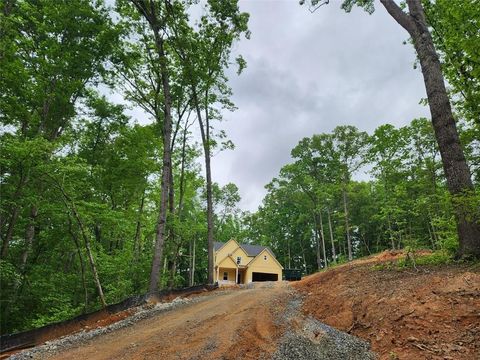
[215,240,238,267]
[246,249,282,283]
[218,268,236,283]
[215,256,237,282]
[231,247,250,266]
[218,256,237,268]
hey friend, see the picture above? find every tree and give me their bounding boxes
[423,0,480,126]
[332,126,369,261]
[368,124,409,249]
[121,0,175,293]
[0,0,118,259]
[169,0,249,283]
[303,0,480,257]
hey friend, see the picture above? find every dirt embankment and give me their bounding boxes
[294,252,480,360]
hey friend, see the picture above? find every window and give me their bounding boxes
[236,256,241,265]
[223,272,228,281]
[264,255,267,261]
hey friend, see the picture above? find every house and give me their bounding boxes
[214,239,283,285]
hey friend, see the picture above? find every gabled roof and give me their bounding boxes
[214,241,225,251]
[246,247,284,270]
[214,240,275,258]
[241,243,270,257]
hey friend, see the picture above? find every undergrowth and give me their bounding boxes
[370,250,469,271]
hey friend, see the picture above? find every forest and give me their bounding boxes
[1,0,479,335]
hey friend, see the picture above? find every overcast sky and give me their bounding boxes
[208,0,430,212]
[115,0,431,212]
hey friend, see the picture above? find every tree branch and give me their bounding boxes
[380,0,416,35]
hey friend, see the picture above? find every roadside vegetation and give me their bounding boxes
[1,0,479,340]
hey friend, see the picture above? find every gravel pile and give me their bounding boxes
[273,292,377,360]
[10,297,194,360]
[273,318,377,360]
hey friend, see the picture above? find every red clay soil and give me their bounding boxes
[48,283,288,360]
[294,251,480,360]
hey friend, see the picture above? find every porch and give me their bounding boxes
[216,266,247,285]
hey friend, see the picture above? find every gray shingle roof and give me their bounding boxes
[240,243,268,257]
[214,241,225,251]
[214,241,274,257]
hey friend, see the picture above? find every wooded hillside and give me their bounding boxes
[1,0,479,336]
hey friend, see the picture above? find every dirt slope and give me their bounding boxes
[294,252,480,360]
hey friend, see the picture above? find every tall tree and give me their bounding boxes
[169,0,249,282]
[0,0,117,259]
[332,126,369,261]
[125,0,175,293]
[303,0,480,257]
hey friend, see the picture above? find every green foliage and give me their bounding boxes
[243,117,475,274]
[423,0,480,125]
[374,250,453,271]
[0,0,248,334]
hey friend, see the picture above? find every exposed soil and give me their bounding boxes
[294,251,480,360]
[10,282,378,360]
[41,283,289,360]
[9,251,478,360]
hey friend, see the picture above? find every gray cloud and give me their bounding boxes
[213,0,430,211]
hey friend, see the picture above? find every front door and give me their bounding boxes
[237,272,242,284]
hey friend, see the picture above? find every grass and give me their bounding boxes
[371,249,453,271]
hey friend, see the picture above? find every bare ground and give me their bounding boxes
[14,281,375,360]
[10,251,477,360]
[294,251,480,360]
[43,283,288,360]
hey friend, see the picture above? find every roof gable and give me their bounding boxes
[214,239,239,254]
[218,255,237,268]
[246,248,284,270]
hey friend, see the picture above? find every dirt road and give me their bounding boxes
[48,283,288,360]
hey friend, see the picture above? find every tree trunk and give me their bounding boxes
[327,207,336,264]
[342,186,353,261]
[133,188,146,264]
[20,206,38,268]
[313,219,322,271]
[191,86,214,284]
[168,248,178,289]
[287,238,291,268]
[380,0,480,258]
[68,217,88,312]
[1,207,19,259]
[361,232,371,255]
[319,210,328,268]
[388,216,395,250]
[141,4,174,293]
[1,172,26,258]
[189,236,196,286]
[52,178,106,308]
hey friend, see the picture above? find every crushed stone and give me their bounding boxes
[272,291,377,360]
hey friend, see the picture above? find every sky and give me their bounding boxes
[113,0,431,213]
[210,0,430,212]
